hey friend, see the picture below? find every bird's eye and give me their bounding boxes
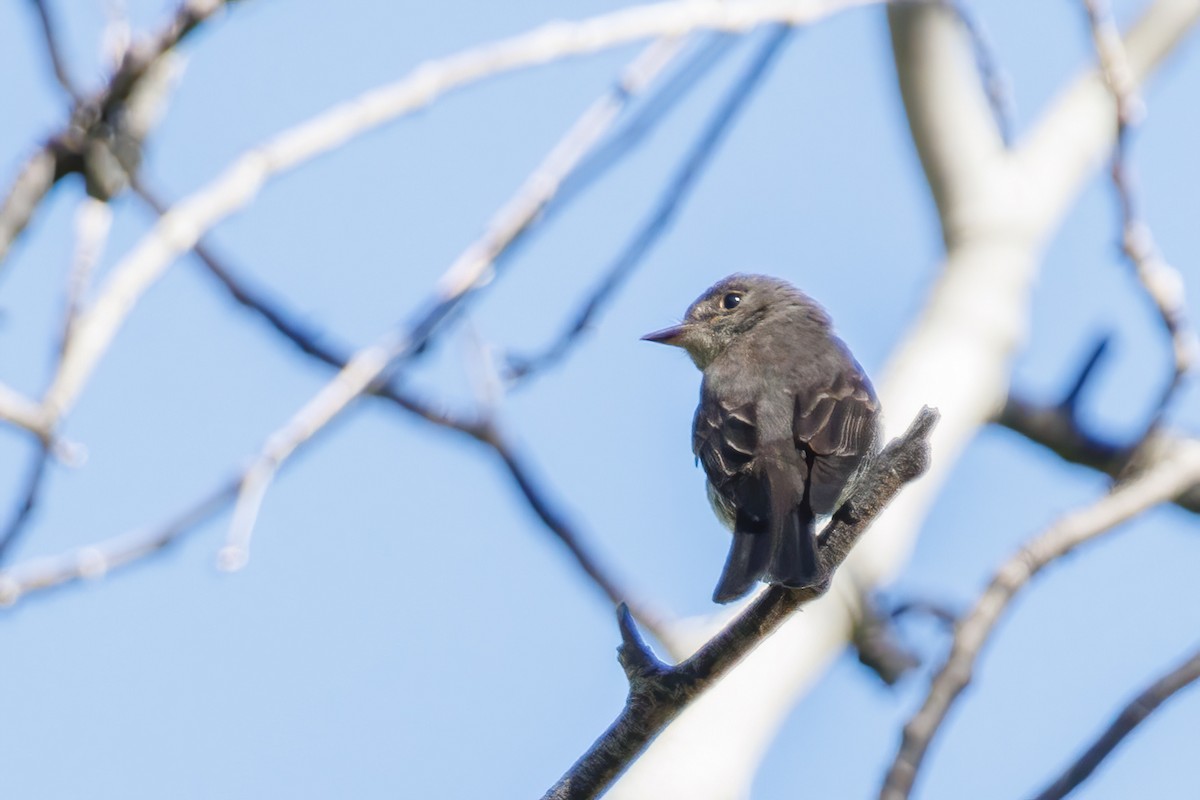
[722,293,742,310]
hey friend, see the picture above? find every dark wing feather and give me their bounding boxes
[793,365,880,515]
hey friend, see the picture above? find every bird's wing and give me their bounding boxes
[792,366,880,514]
[692,397,758,501]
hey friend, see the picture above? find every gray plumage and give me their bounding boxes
[643,274,881,603]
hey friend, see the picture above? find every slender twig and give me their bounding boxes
[29,0,82,100]
[938,1,1015,145]
[996,338,1200,514]
[543,408,938,800]
[999,395,1200,515]
[879,438,1200,800]
[0,477,239,607]
[1081,0,1198,436]
[41,0,882,426]
[0,445,52,565]
[508,25,793,383]
[1030,641,1200,800]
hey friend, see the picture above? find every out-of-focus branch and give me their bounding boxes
[543,409,937,800]
[999,396,1200,513]
[0,446,51,565]
[29,0,81,100]
[0,383,52,438]
[0,477,238,607]
[0,0,231,266]
[508,26,792,384]
[1016,0,1200,226]
[39,0,880,426]
[996,336,1200,513]
[887,2,1007,246]
[879,438,1200,800]
[1081,0,1198,431]
[1030,641,1200,800]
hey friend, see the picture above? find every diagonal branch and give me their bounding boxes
[29,0,81,100]
[509,26,792,384]
[1029,641,1200,800]
[543,408,938,800]
[879,437,1200,800]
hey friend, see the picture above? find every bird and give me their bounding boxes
[642,274,881,603]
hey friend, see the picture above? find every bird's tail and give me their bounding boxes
[711,448,819,604]
[763,469,819,589]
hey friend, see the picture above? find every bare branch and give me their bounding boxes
[543,408,938,800]
[0,0,230,266]
[887,2,1007,246]
[29,0,81,100]
[0,478,238,607]
[508,26,792,383]
[0,382,52,438]
[0,445,51,565]
[40,0,881,425]
[0,149,58,267]
[1080,0,1198,436]
[1016,0,1200,227]
[879,438,1200,800]
[996,338,1200,513]
[1030,641,1200,800]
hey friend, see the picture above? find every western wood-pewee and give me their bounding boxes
[643,274,881,603]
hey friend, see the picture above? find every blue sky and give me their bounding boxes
[1,1,1198,798]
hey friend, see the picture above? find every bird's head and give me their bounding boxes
[641,273,828,369]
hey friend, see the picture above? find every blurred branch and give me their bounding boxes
[1015,0,1200,227]
[543,408,937,800]
[0,445,51,565]
[1080,0,1198,437]
[940,1,1014,146]
[996,337,1200,514]
[29,0,81,100]
[851,595,922,686]
[880,438,1200,800]
[0,477,238,608]
[888,2,1007,246]
[508,26,792,384]
[0,383,52,438]
[0,0,231,266]
[39,0,881,426]
[1030,641,1200,800]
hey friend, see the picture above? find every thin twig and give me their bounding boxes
[508,25,793,383]
[543,408,938,800]
[937,0,1015,145]
[996,337,1200,514]
[1082,0,1198,437]
[879,438,1200,800]
[1030,641,1200,800]
[29,0,82,100]
[0,445,52,565]
[0,477,239,607]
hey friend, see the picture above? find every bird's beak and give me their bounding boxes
[641,324,688,347]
